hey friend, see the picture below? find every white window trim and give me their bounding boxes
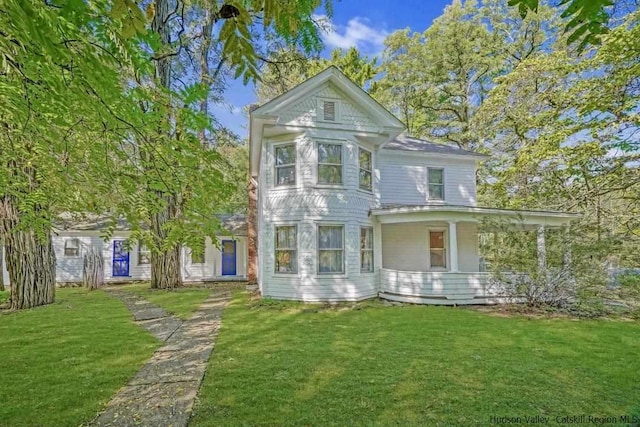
[317,97,340,123]
[317,223,346,276]
[427,228,448,271]
[316,141,345,187]
[427,167,445,201]
[358,146,373,193]
[360,226,374,273]
[273,141,297,188]
[64,238,80,257]
[274,223,298,275]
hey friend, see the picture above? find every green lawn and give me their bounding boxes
[0,288,159,427]
[119,283,212,319]
[191,292,640,426]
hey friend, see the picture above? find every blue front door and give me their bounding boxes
[221,240,236,276]
[112,240,130,277]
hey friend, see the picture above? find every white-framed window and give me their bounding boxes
[274,143,296,186]
[427,168,445,200]
[358,148,373,192]
[360,227,374,273]
[428,230,447,269]
[318,98,339,122]
[317,142,343,185]
[189,241,205,264]
[64,238,80,257]
[275,225,297,274]
[138,243,151,265]
[318,225,344,274]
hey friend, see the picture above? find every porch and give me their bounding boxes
[372,205,579,305]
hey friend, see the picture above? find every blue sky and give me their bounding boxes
[215,0,454,138]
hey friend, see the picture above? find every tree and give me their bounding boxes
[509,0,613,49]
[256,46,378,103]
[374,0,560,149]
[0,0,141,309]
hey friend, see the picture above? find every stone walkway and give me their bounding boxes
[90,288,231,427]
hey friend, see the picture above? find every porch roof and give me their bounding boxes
[370,204,579,228]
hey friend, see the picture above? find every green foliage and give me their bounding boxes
[257,46,379,103]
[509,0,614,50]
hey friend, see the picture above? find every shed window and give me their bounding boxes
[317,143,342,185]
[189,241,205,264]
[318,225,344,274]
[428,168,444,200]
[138,243,151,265]
[429,231,446,269]
[275,225,297,273]
[275,143,296,186]
[360,227,374,273]
[64,238,80,257]
[359,148,372,191]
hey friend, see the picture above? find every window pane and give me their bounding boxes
[318,165,342,184]
[359,149,371,170]
[319,250,343,273]
[430,231,444,249]
[319,226,342,249]
[359,170,372,191]
[429,184,444,200]
[428,168,443,184]
[360,227,373,249]
[276,165,295,186]
[361,251,373,272]
[276,226,296,249]
[275,144,295,165]
[430,249,446,268]
[138,243,150,265]
[318,143,342,164]
[276,250,297,273]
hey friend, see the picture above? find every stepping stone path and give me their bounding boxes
[90,288,231,427]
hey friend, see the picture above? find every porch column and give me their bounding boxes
[537,225,547,275]
[448,221,459,272]
[374,219,383,273]
[562,225,572,269]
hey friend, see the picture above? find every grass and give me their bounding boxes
[0,288,159,427]
[0,289,8,305]
[119,283,212,319]
[191,292,640,426]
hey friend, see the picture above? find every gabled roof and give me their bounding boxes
[249,66,406,177]
[383,135,488,159]
[251,66,405,129]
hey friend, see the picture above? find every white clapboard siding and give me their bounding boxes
[379,269,499,305]
[378,151,477,206]
[381,222,479,273]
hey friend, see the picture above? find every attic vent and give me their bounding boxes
[323,100,336,121]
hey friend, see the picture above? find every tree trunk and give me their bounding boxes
[147,0,183,290]
[247,177,258,287]
[0,243,4,291]
[83,247,104,290]
[150,195,183,289]
[0,196,56,309]
[4,228,55,310]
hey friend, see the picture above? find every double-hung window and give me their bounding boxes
[427,168,444,200]
[275,144,296,186]
[360,227,374,273]
[317,143,342,185]
[275,225,297,273]
[138,243,151,265]
[359,148,372,192]
[64,238,80,257]
[318,225,344,274]
[429,231,446,269]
